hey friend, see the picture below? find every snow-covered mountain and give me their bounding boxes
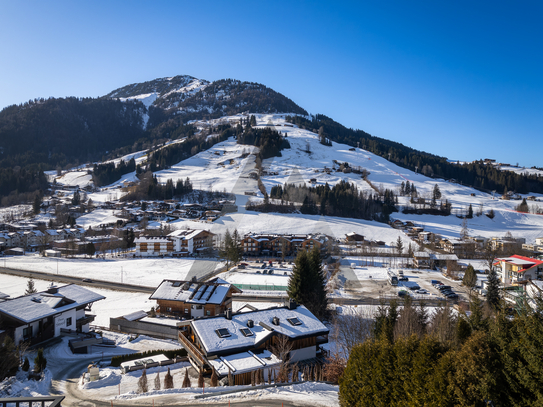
[103,75,308,125]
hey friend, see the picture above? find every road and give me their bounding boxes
[0,266,154,293]
[48,354,310,407]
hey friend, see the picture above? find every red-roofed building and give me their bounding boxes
[493,255,543,285]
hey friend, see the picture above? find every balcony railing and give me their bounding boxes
[0,396,64,406]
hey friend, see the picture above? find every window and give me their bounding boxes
[215,328,231,338]
[184,308,189,314]
[206,310,211,316]
[239,328,253,337]
[23,327,29,338]
[172,281,181,287]
[66,317,73,327]
[287,317,302,326]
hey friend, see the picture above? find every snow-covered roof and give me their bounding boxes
[191,305,328,355]
[121,310,148,321]
[0,284,105,324]
[0,292,9,300]
[207,349,281,376]
[150,278,236,305]
[414,252,430,258]
[430,254,459,261]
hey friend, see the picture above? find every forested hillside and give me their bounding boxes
[287,114,543,194]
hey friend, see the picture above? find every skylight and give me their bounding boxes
[287,317,302,326]
[215,328,231,338]
[172,281,181,287]
[240,328,254,337]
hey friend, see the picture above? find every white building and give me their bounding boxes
[0,284,105,345]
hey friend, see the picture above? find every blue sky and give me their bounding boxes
[1,1,541,167]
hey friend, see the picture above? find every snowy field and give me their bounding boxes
[2,255,222,287]
[52,113,543,245]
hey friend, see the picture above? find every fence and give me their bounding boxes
[233,283,288,291]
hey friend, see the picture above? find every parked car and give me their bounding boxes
[415,289,428,294]
[447,293,459,300]
[431,280,443,286]
[441,290,454,296]
[398,290,408,297]
[399,277,409,282]
[438,285,452,291]
[268,269,274,274]
[409,284,421,291]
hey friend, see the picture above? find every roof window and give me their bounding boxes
[215,328,231,338]
[287,317,302,326]
[239,328,254,337]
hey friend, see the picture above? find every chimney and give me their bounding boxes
[46,284,58,294]
[247,319,254,328]
[225,309,232,320]
[272,316,280,326]
[287,299,297,310]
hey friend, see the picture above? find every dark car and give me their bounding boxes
[399,277,409,282]
[398,290,408,297]
[82,278,93,283]
[409,284,421,291]
[438,285,452,291]
[431,280,443,286]
[447,293,459,300]
[441,290,454,296]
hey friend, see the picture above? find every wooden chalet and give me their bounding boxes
[149,278,241,319]
[177,301,329,384]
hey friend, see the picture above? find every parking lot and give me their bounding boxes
[338,259,470,303]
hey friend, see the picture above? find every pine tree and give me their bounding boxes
[395,236,404,256]
[25,277,37,295]
[308,247,329,320]
[33,194,42,215]
[154,371,161,390]
[467,204,473,219]
[486,269,501,311]
[287,250,312,307]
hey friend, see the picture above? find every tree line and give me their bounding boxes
[92,157,136,187]
[270,181,397,222]
[287,114,543,194]
[340,291,543,406]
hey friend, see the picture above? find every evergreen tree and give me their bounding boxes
[34,348,46,373]
[33,194,42,215]
[467,204,474,219]
[154,371,161,390]
[86,242,96,257]
[308,247,329,320]
[287,250,313,309]
[462,264,477,292]
[25,277,37,295]
[486,269,501,311]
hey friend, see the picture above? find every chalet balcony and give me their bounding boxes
[76,314,96,328]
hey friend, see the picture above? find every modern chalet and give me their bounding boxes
[149,278,241,318]
[177,301,329,384]
[0,284,105,345]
